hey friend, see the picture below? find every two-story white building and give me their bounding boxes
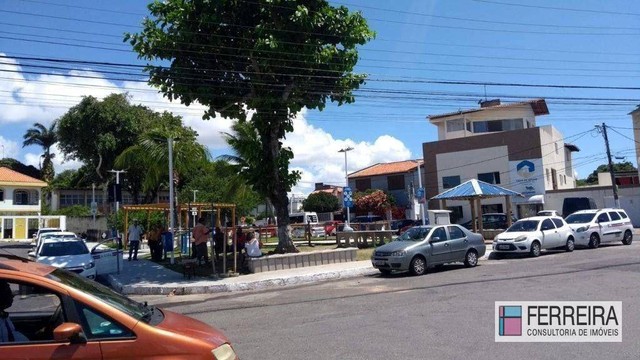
[0,166,63,240]
[423,99,580,222]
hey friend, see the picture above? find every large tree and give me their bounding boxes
[303,192,340,213]
[22,121,57,183]
[127,0,374,252]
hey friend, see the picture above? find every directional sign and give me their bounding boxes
[343,186,353,207]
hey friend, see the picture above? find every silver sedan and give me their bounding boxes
[371,224,486,275]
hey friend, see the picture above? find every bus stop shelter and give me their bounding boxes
[431,179,523,233]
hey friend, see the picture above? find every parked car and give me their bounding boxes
[323,221,343,236]
[33,231,81,252]
[564,208,633,248]
[30,237,97,279]
[0,257,238,359]
[493,216,575,257]
[537,210,560,217]
[371,224,486,276]
[461,213,516,230]
[352,215,384,223]
[30,227,63,247]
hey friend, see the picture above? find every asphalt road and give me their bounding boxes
[142,242,640,360]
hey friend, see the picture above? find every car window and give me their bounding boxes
[0,280,63,344]
[618,211,628,219]
[506,220,539,232]
[551,218,565,228]
[447,226,465,240]
[597,213,610,223]
[430,227,448,242]
[565,213,595,224]
[76,302,133,340]
[608,212,621,221]
[541,219,555,231]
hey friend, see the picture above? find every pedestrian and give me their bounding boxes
[192,217,211,265]
[213,226,224,262]
[305,219,314,247]
[244,231,262,257]
[127,219,144,261]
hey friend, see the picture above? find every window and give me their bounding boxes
[355,178,371,192]
[0,188,3,201]
[555,143,559,154]
[472,119,523,134]
[446,118,465,132]
[478,172,501,184]
[541,219,555,231]
[60,194,84,207]
[430,227,448,242]
[387,175,405,191]
[448,226,465,240]
[76,303,132,340]
[596,213,610,223]
[618,211,628,219]
[447,206,463,223]
[608,212,621,221]
[481,204,503,214]
[442,175,461,189]
[13,190,29,205]
[546,169,550,184]
[551,218,565,228]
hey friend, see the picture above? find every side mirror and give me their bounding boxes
[53,323,87,344]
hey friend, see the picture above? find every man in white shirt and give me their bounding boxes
[0,280,28,342]
[127,219,144,261]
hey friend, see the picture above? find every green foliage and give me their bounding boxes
[127,0,374,252]
[22,121,57,183]
[583,162,637,184]
[303,192,340,213]
[53,205,92,217]
[50,169,82,189]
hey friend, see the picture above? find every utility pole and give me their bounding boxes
[192,189,199,227]
[339,146,354,230]
[597,123,620,208]
[108,170,126,239]
[168,138,176,265]
[416,162,426,225]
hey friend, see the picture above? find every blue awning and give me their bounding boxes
[431,179,523,200]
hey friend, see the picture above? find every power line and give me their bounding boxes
[473,0,640,17]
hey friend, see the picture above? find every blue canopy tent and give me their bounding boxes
[431,179,523,233]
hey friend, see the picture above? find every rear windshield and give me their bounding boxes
[40,241,89,256]
[565,213,596,224]
[506,220,539,232]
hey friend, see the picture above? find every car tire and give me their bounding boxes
[529,241,541,257]
[409,256,427,276]
[622,230,633,245]
[464,250,478,267]
[565,237,575,252]
[379,269,392,275]
[588,233,600,249]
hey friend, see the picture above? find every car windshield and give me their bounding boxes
[40,241,89,256]
[506,220,539,232]
[565,213,596,224]
[397,227,432,241]
[47,268,149,321]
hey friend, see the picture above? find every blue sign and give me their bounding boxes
[343,186,353,207]
[415,187,425,203]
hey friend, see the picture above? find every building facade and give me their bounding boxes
[424,99,579,222]
[631,106,640,179]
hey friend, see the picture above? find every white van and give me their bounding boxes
[289,212,324,237]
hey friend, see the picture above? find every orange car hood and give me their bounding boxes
[156,309,230,347]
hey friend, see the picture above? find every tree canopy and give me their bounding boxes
[303,192,341,213]
[582,161,637,185]
[127,0,374,252]
[22,121,57,183]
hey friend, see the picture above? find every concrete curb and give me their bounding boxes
[107,265,378,296]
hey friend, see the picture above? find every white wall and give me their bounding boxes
[539,126,576,190]
[0,185,41,213]
[434,105,537,141]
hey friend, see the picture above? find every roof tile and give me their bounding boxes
[0,167,47,185]
[350,160,423,178]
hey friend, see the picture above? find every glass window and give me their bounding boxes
[478,171,501,184]
[355,178,371,192]
[541,219,555,230]
[442,175,461,189]
[77,303,132,340]
[618,211,628,219]
[0,188,4,201]
[551,218,565,228]
[608,212,621,221]
[447,206,463,223]
[597,213,610,223]
[387,175,405,191]
[13,190,29,205]
[430,227,448,242]
[448,226,465,239]
[446,118,465,132]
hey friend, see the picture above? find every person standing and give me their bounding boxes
[127,219,144,261]
[193,217,211,265]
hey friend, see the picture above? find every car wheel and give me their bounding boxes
[379,269,392,275]
[622,230,633,245]
[464,250,478,267]
[565,237,575,252]
[529,241,541,257]
[588,233,600,249]
[409,256,427,276]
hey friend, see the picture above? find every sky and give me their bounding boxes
[1,0,639,196]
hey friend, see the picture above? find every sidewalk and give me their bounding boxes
[106,246,495,295]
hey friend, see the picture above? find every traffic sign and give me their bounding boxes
[415,187,425,203]
[343,186,353,207]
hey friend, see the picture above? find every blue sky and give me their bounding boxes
[1,0,639,194]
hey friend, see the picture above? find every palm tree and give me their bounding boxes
[22,121,57,183]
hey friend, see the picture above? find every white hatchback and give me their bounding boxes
[493,216,576,257]
[31,238,96,279]
[564,208,634,248]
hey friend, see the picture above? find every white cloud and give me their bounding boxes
[0,136,20,159]
[2,55,414,195]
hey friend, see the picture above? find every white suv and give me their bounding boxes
[565,208,633,248]
[493,216,576,257]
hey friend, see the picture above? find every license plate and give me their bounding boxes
[373,260,386,266]
[497,244,511,250]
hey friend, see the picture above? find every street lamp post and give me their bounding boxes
[192,189,199,227]
[338,146,354,230]
[168,138,176,265]
[108,169,126,239]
